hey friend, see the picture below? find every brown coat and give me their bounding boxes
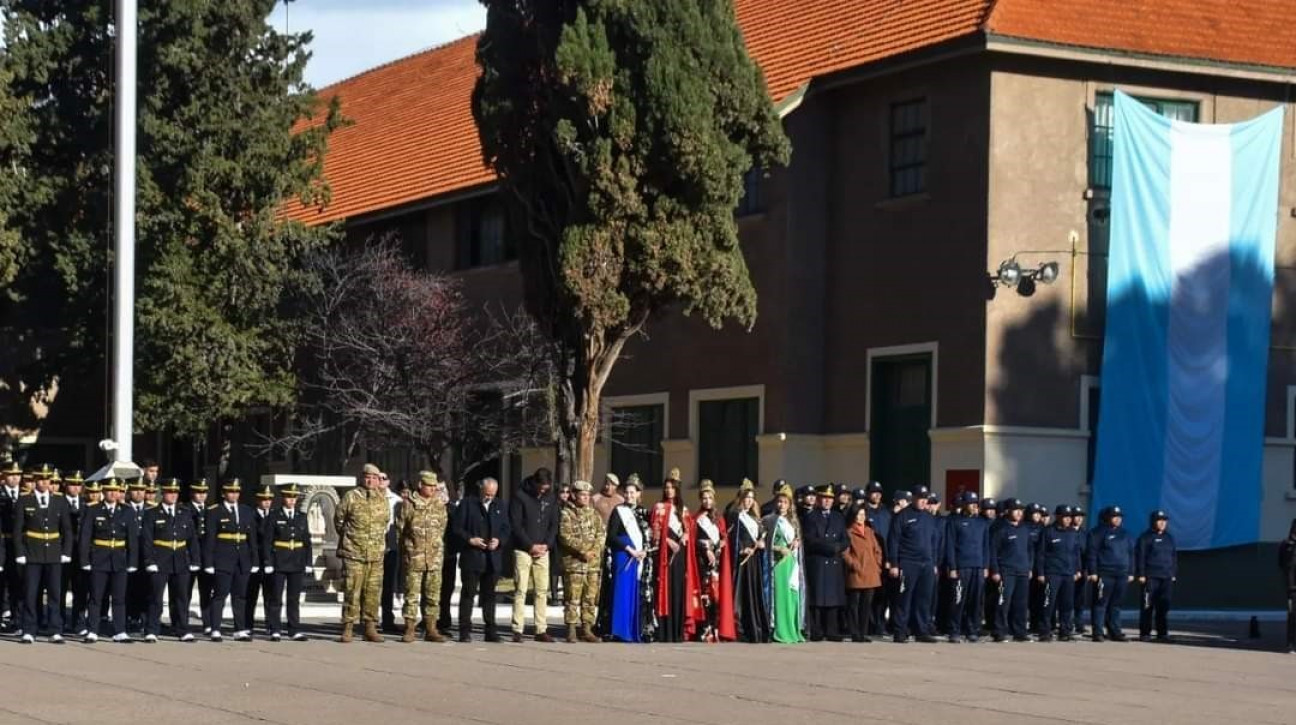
[843,522,884,589]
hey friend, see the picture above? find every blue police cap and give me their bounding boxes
[852,487,868,500]
[1054,504,1071,516]
[913,485,931,498]
[866,481,883,493]
[981,497,998,510]
[1150,509,1168,521]
[893,490,912,504]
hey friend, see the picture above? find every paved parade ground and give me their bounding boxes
[0,620,1292,725]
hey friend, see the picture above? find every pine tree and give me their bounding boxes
[0,0,341,439]
[473,0,790,481]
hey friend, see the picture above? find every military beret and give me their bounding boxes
[666,468,681,482]
[698,479,716,494]
[605,473,620,486]
[572,480,592,493]
[256,484,275,500]
[866,481,883,493]
[160,478,182,493]
[280,483,302,497]
[419,470,439,485]
[362,463,381,476]
[893,490,912,503]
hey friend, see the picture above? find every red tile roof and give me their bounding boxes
[287,0,1294,225]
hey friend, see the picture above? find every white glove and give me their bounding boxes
[127,567,137,573]
[263,566,275,574]
[14,556,25,565]
[188,565,200,572]
[81,565,90,571]
[204,567,215,574]
[146,564,158,573]
[60,555,71,564]
[251,566,260,574]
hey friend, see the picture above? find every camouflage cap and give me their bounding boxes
[419,470,439,485]
[604,472,620,486]
[571,480,592,493]
[362,463,381,476]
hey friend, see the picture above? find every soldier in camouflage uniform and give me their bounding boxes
[559,480,605,643]
[398,471,449,643]
[334,463,392,643]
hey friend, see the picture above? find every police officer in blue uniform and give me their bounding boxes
[79,478,141,643]
[887,488,939,643]
[1087,505,1135,642]
[803,484,848,641]
[141,479,201,642]
[1035,505,1083,641]
[859,481,891,634]
[944,492,989,642]
[978,497,998,635]
[204,479,260,641]
[1026,503,1047,632]
[1135,510,1177,642]
[1071,507,1089,634]
[989,499,1033,642]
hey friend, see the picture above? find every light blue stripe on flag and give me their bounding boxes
[1091,92,1283,550]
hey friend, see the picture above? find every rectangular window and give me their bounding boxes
[889,98,927,197]
[609,404,664,487]
[697,397,759,488]
[1090,92,1199,189]
[736,167,764,217]
[456,196,517,269]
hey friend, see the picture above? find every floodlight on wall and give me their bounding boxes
[988,257,1060,298]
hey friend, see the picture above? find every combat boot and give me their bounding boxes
[340,623,354,643]
[580,626,601,643]
[402,621,417,643]
[364,622,382,642]
[566,628,579,643]
[424,628,445,643]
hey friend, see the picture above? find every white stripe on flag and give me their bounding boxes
[1161,121,1232,537]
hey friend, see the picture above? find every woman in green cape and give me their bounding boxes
[762,483,805,643]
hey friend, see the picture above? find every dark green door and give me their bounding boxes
[869,355,932,492]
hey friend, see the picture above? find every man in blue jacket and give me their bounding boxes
[943,492,989,642]
[1035,505,1083,641]
[887,489,939,643]
[989,500,1033,642]
[1087,505,1135,642]
[1135,510,1177,643]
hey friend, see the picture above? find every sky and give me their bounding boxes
[272,0,486,88]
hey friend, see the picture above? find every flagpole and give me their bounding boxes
[112,0,137,464]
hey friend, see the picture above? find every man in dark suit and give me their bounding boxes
[263,483,313,641]
[14,464,74,643]
[436,481,462,635]
[453,477,511,643]
[0,461,24,630]
[141,479,201,642]
[204,479,260,641]
[802,483,849,641]
[80,478,140,643]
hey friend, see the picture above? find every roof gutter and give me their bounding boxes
[985,33,1296,85]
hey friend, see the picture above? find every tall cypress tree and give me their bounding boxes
[474,0,790,481]
[0,0,341,440]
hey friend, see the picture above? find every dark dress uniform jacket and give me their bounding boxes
[453,497,512,574]
[141,505,201,573]
[803,508,848,607]
[14,493,73,563]
[80,505,140,571]
[0,486,21,561]
[204,504,259,573]
[263,507,313,572]
[64,496,87,563]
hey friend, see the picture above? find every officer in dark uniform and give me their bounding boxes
[944,492,989,642]
[436,481,461,635]
[759,479,788,519]
[14,465,73,643]
[123,479,155,632]
[204,478,259,641]
[263,483,313,641]
[886,488,939,643]
[1025,503,1047,632]
[927,492,945,633]
[979,497,998,634]
[0,461,24,629]
[796,485,816,525]
[59,471,88,635]
[802,484,848,641]
[1035,505,1083,641]
[141,479,200,642]
[989,499,1033,642]
[80,478,140,642]
[187,479,214,634]
[1087,505,1134,642]
[859,481,891,634]
[243,485,275,635]
[1135,510,1177,642]
[1071,507,1089,634]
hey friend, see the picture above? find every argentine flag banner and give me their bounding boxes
[1091,91,1284,550]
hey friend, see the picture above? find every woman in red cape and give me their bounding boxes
[694,479,736,642]
[650,471,706,642]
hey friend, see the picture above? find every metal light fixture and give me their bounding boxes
[988,257,1060,298]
